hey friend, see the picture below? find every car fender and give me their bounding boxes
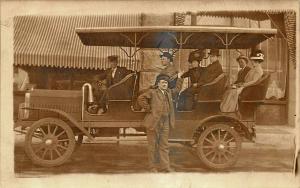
[195,114,254,140]
[24,107,94,140]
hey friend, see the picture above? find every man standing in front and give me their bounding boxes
[138,73,183,173]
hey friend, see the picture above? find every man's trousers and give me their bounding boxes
[146,115,170,170]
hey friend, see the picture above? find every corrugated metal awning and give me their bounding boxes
[76,26,277,49]
[190,10,291,21]
[14,15,142,70]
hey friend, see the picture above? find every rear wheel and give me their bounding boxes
[25,118,75,167]
[197,124,241,170]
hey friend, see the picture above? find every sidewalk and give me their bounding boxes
[243,125,296,150]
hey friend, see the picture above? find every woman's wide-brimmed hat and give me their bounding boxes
[188,49,205,63]
[159,52,173,62]
[250,49,264,61]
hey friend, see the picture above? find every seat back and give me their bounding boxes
[108,73,136,100]
[197,73,228,101]
[239,73,270,101]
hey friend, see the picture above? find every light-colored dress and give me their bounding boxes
[220,65,263,112]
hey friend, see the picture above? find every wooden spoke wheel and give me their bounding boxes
[25,118,75,167]
[197,124,241,170]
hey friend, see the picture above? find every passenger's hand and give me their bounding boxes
[143,106,151,112]
[177,71,184,78]
[236,83,244,87]
[192,83,198,87]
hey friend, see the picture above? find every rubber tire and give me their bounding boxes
[24,118,75,167]
[197,124,241,170]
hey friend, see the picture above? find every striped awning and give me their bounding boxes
[14,15,142,70]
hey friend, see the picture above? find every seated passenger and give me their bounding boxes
[220,50,264,112]
[233,55,251,86]
[100,55,133,87]
[178,49,223,111]
[159,52,178,89]
[97,55,133,113]
[197,49,223,86]
[178,50,205,111]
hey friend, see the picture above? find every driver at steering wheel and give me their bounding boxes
[101,55,133,87]
[96,55,133,113]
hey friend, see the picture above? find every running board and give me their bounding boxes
[168,138,193,142]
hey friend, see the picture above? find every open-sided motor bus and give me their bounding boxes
[14,25,277,170]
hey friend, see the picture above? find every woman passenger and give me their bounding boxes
[220,50,264,112]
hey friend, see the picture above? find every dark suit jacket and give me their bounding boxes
[99,66,133,99]
[160,64,178,89]
[234,66,251,84]
[101,66,132,86]
[137,78,183,130]
[197,60,223,86]
[181,67,204,84]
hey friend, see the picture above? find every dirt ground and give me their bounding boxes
[14,134,295,176]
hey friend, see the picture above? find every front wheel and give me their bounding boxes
[25,118,76,167]
[196,124,241,170]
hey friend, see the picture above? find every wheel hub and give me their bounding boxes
[218,144,225,150]
[43,136,58,148]
[212,141,226,152]
[45,139,53,145]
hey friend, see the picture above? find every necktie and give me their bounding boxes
[164,91,170,112]
[112,68,116,78]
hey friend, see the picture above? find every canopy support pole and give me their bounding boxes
[131,32,138,104]
[225,33,231,80]
[178,32,183,71]
[166,32,194,71]
[213,33,242,82]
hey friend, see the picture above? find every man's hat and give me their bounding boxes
[236,55,249,63]
[250,49,264,61]
[188,49,205,63]
[108,55,119,62]
[160,52,173,61]
[208,49,221,56]
[155,74,170,85]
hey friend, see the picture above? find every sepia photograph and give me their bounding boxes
[1,0,299,187]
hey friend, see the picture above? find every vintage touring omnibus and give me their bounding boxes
[14,25,277,170]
